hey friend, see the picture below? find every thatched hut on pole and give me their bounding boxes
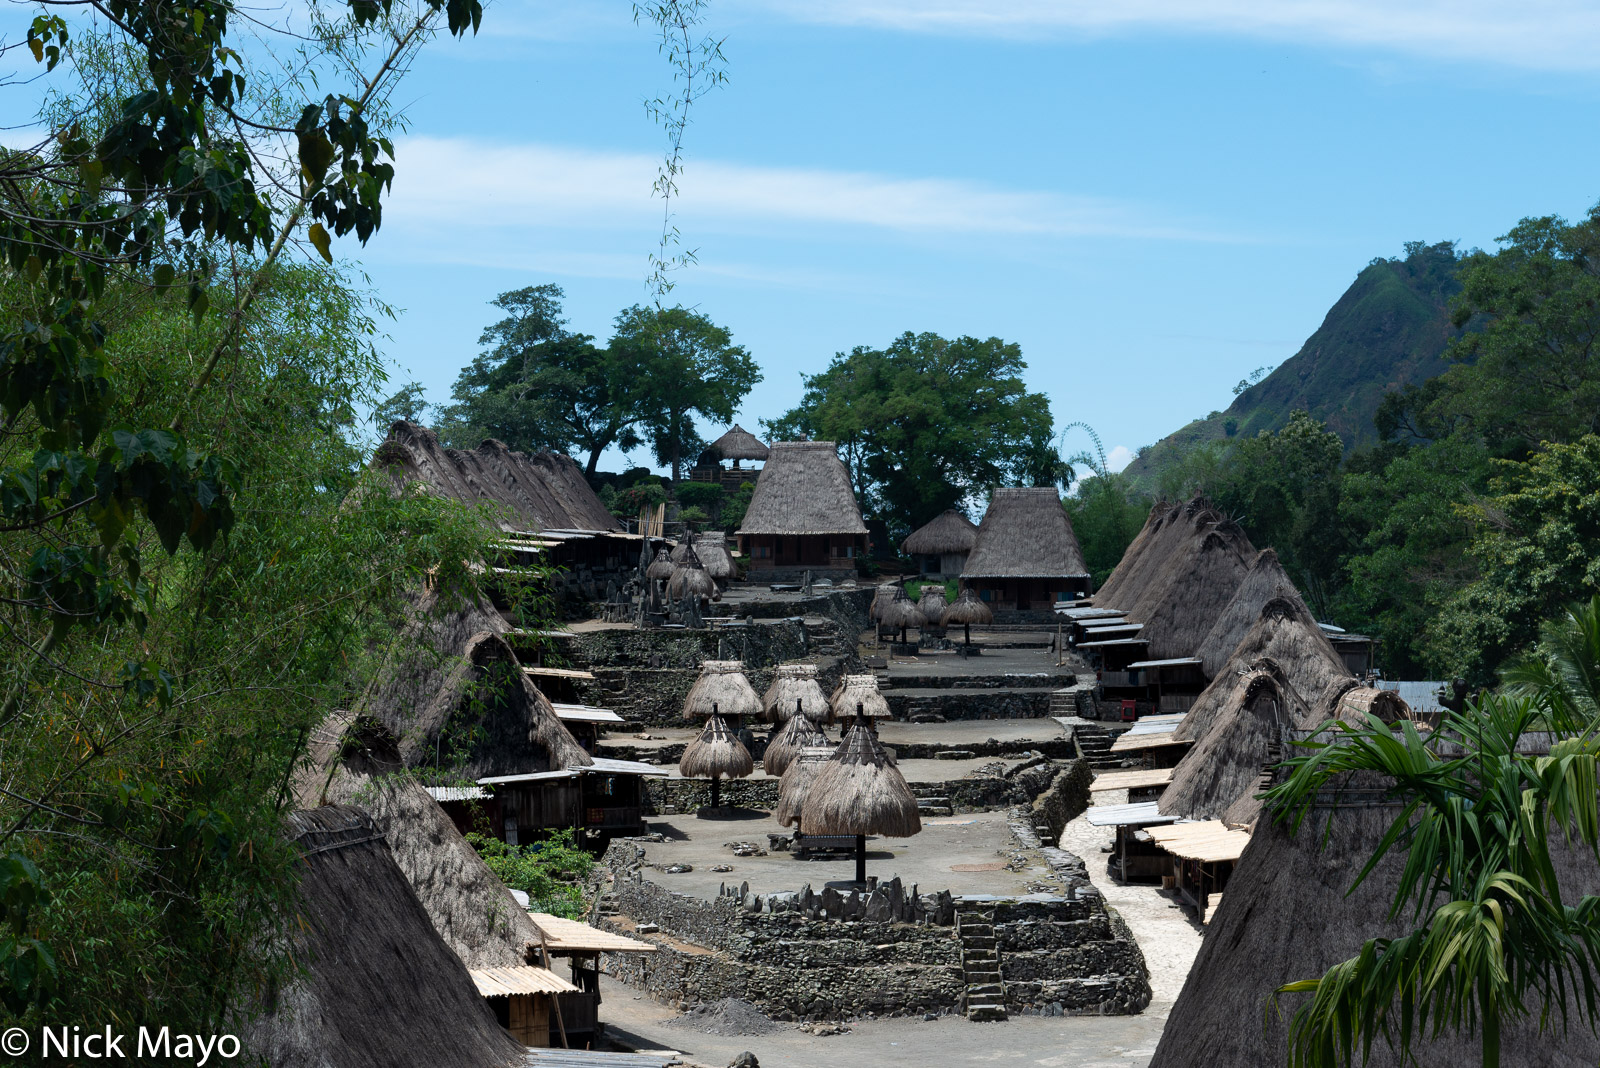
[879,593,924,644]
[735,441,868,582]
[1174,596,1355,747]
[763,712,828,777]
[246,805,573,1064]
[666,545,719,606]
[762,663,831,724]
[775,744,835,828]
[960,487,1092,610]
[901,509,979,578]
[800,713,922,884]
[1148,778,1600,1068]
[679,711,754,809]
[918,585,950,633]
[830,674,892,728]
[683,660,762,723]
[942,587,994,651]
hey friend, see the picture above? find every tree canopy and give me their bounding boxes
[764,332,1062,534]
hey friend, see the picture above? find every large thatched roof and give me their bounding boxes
[1150,793,1600,1067]
[1194,548,1310,678]
[800,719,922,838]
[1096,497,1227,611]
[901,509,979,555]
[1091,500,1178,608]
[1158,662,1310,825]
[709,424,769,462]
[679,713,755,780]
[683,660,762,721]
[374,420,619,533]
[962,487,1088,580]
[1126,522,1256,661]
[359,586,592,779]
[1174,596,1355,746]
[736,441,866,536]
[245,806,526,1068]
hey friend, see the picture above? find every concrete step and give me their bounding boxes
[920,805,954,817]
[966,1004,1008,1022]
[966,983,1004,996]
[961,935,996,949]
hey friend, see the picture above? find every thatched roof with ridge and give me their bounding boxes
[1097,496,1232,613]
[1091,500,1179,608]
[245,805,526,1068]
[1194,548,1310,678]
[901,509,979,555]
[736,441,867,536]
[1173,596,1355,746]
[962,487,1089,579]
[359,586,592,779]
[1158,662,1310,824]
[800,719,922,838]
[374,420,619,533]
[679,713,755,780]
[1127,522,1255,661]
[709,424,770,462]
[1149,792,1600,1068]
[763,713,827,778]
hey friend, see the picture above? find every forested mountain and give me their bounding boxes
[1122,241,1463,491]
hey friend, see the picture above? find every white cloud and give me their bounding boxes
[751,0,1600,72]
[384,136,1237,244]
[1105,444,1135,472]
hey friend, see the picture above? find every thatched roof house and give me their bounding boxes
[1194,548,1309,678]
[902,509,979,578]
[709,425,769,464]
[736,442,868,581]
[1157,661,1312,825]
[1125,521,1256,662]
[961,487,1091,609]
[1091,500,1179,609]
[360,587,592,781]
[245,806,536,1067]
[1173,596,1355,746]
[1149,789,1600,1067]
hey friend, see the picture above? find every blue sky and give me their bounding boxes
[17,1,1600,476]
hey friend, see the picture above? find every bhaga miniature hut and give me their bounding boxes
[776,744,835,829]
[800,713,922,884]
[961,487,1092,610]
[679,712,754,810]
[901,509,979,578]
[830,674,892,732]
[763,712,828,777]
[683,660,762,724]
[736,441,869,582]
[762,663,831,724]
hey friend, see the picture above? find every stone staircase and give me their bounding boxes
[1072,721,1122,770]
[917,795,954,818]
[956,908,1007,1021]
[807,619,845,657]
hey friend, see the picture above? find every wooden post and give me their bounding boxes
[855,834,867,885]
[711,774,721,810]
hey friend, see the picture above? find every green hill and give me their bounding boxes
[1122,241,1463,492]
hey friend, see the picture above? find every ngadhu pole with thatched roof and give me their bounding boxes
[683,660,762,723]
[879,594,923,645]
[800,710,921,884]
[763,712,827,778]
[679,709,754,810]
[673,533,735,588]
[667,545,719,607]
[942,587,993,651]
[762,663,831,724]
[918,585,949,632]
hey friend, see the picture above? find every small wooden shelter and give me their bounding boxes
[736,441,868,582]
[689,424,769,488]
[901,509,979,577]
[961,487,1091,609]
[800,716,922,883]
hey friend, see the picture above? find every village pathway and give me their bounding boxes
[1056,792,1205,1012]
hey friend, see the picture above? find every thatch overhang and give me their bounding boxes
[942,587,994,625]
[763,712,827,778]
[709,424,770,462]
[1126,523,1256,662]
[374,420,619,533]
[1149,778,1600,1067]
[245,805,528,1068]
[1158,663,1312,824]
[682,660,762,721]
[762,663,831,724]
[901,509,979,556]
[961,487,1089,580]
[1173,596,1355,747]
[830,674,892,720]
[1097,496,1225,612]
[735,441,867,536]
[799,719,922,839]
[1194,547,1310,678]
[359,587,593,780]
[917,586,950,627]
[678,713,755,780]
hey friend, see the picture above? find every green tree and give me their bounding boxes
[373,380,432,427]
[764,332,1059,534]
[612,305,761,484]
[440,285,650,474]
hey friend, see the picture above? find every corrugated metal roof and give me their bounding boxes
[1086,801,1181,827]
[1056,607,1128,620]
[1079,637,1150,648]
[1147,820,1251,863]
[522,1050,680,1067]
[469,965,579,997]
[586,757,671,778]
[424,785,490,803]
[1380,680,1448,714]
[552,704,625,724]
[530,913,658,954]
[1126,656,1202,669]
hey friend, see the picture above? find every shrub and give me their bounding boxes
[464,828,595,919]
[675,482,727,510]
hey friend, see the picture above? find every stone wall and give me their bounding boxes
[1030,761,1093,842]
[886,688,1054,721]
